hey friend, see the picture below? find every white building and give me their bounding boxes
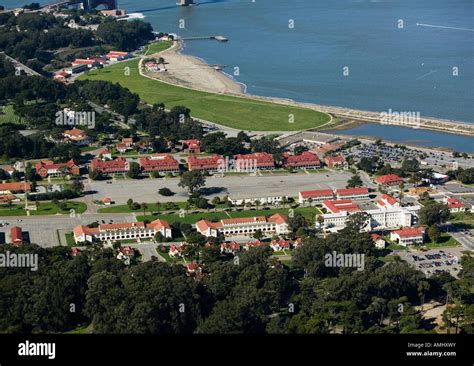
[335,188,370,200]
[195,214,289,237]
[298,189,334,205]
[227,195,288,206]
[390,227,425,246]
[316,205,420,232]
[73,219,172,243]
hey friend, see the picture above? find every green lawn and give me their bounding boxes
[136,206,321,225]
[78,60,331,131]
[424,233,460,248]
[64,232,75,246]
[144,40,173,56]
[0,202,87,216]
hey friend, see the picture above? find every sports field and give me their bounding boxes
[79,60,331,131]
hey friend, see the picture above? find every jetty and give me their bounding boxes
[181,36,228,42]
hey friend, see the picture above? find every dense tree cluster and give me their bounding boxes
[76,80,139,118]
[0,127,80,161]
[2,228,471,335]
[135,105,203,143]
[96,20,154,51]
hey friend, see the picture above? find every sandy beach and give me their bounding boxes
[144,40,244,95]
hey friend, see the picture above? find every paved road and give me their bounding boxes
[126,242,166,262]
[90,170,353,204]
[449,229,474,250]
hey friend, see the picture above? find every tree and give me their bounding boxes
[347,174,363,188]
[211,197,221,206]
[141,203,148,216]
[419,202,450,227]
[253,229,264,241]
[158,187,174,196]
[71,178,84,194]
[428,225,441,243]
[402,159,420,173]
[128,162,141,179]
[89,169,104,181]
[179,171,206,194]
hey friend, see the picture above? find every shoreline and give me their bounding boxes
[154,40,474,137]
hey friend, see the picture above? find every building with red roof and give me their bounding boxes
[244,240,265,250]
[443,197,467,213]
[35,159,80,178]
[323,199,361,214]
[196,213,289,237]
[169,243,186,257]
[390,227,425,246]
[298,189,334,205]
[73,219,172,243]
[375,174,404,186]
[270,238,291,251]
[53,70,69,82]
[282,151,321,170]
[10,226,23,246]
[376,194,399,208]
[182,139,201,154]
[106,51,131,61]
[335,187,370,200]
[234,152,275,171]
[371,234,386,249]
[0,194,17,206]
[220,241,241,254]
[187,154,223,172]
[324,155,345,168]
[63,128,90,145]
[0,182,32,194]
[90,157,129,175]
[139,154,179,174]
[72,59,99,68]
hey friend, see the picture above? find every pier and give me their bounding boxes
[181,36,228,42]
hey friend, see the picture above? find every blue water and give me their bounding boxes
[326,123,474,152]
[118,0,473,124]
[4,0,474,150]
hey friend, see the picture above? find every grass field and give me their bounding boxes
[136,206,321,225]
[0,202,87,216]
[424,233,460,248]
[144,40,173,56]
[79,60,331,131]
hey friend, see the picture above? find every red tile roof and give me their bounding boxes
[0,182,32,193]
[323,199,361,214]
[375,174,403,185]
[283,151,321,168]
[381,194,397,205]
[336,187,369,197]
[234,152,275,168]
[300,189,334,199]
[392,227,425,238]
[90,157,128,173]
[446,197,465,209]
[188,155,222,171]
[139,154,179,172]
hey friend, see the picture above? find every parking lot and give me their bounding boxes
[0,213,135,247]
[398,247,467,278]
[90,171,354,204]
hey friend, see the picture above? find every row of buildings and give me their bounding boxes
[54,51,132,81]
